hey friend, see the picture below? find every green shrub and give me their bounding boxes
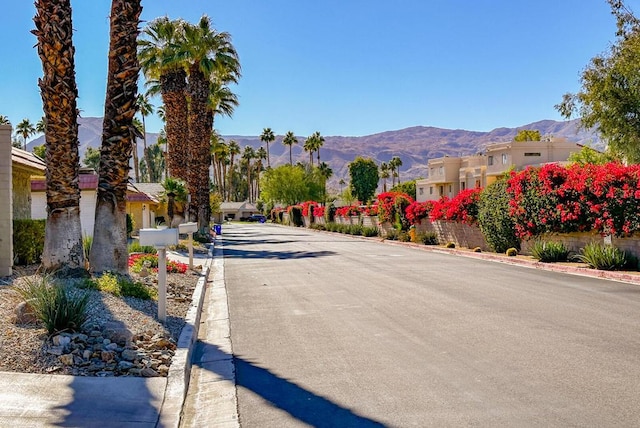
[126,214,134,238]
[361,226,378,237]
[530,241,570,262]
[89,272,157,300]
[416,232,438,245]
[506,247,518,257]
[397,231,411,242]
[445,242,456,248]
[574,243,630,271]
[127,241,156,254]
[385,229,399,241]
[310,223,326,231]
[349,224,363,236]
[83,235,93,262]
[13,276,89,334]
[13,219,46,265]
[477,178,520,253]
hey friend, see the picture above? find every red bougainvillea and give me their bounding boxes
[405,200,435,225]
[428,188,482,225]
[335,205,362,218]
[312,205,325,217]
[299,201,319,217]
[376,192,414,229]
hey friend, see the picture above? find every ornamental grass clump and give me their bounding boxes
[82,272,157,300]
[13,275,89,334]
[530,241,570,262]
[574,242,630,271]
[415,232,438,245]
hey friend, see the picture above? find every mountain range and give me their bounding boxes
[28,117,602,188]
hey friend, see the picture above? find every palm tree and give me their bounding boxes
[254,146,267,200]
[390,156,403,186]
[90,0,142,275]
[182,16,240,229]
[211,132,227,196]
[0,115,10,125]
[282,131,297,165]
[260,127,275,168]
[312,131,325,164]
[33,0,84,273]
[140,143,165,182]
[380,162,390,192]
[318,161,333,203]
[136,93,154,181]
[160,177,187,226]
[227,140,240,201]
[303,134,316,166]
[139,17,189,181]
[35,116,46,134]
[16,119,35,151]
[339,178,346,194]
[242,145,255,202]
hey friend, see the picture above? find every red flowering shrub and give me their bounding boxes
[427,189,482,225]
[335,205,362,218]
[363,203,379,217]
[405,200,435,225]
[128,253,188,274]
[376,192,414,230]
[312,205,325,217]
[300,201,319,217]
[506,162,640,238]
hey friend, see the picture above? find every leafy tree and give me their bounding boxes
[568,145,619,165]
[514,129,541,142]
[318,161,333,202]
[140,143,165,182]
[260,127,275,168]
[260,164,323,206]
[32,144,46,159]
[348,156,379,204]
[477,177,520,253]
[83,146,101,171]
[555,0,640,162]
[391,179,417,200]
[33,0,84,273]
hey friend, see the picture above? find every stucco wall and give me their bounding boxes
[0,125,13,276]
[32,189,97,237]
[12,167,32,220]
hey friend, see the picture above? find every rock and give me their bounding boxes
[157,365,169,376]
[118,361,134,371]
[83,350,92,360]
[103,339,111,345]
[140,367,159,377]
[104,322,133,346]
[153,338,176,350]
[121,349,139,361]
[14,301,38,324]
[73,333,89,342]
[139,267,150,277]
[89,330,102,337]
[101,351,116,362]
[53,335,71,347]
[47,346,64,356]
[59,354,74,366]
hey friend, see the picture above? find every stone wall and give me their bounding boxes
[520,232,640,260]
[431,220,489,250]
[0,125,13,276]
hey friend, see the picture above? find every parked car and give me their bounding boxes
[247,214,266,223]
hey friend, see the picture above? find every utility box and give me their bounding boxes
[139,228,178,248]
[178,222,198,234]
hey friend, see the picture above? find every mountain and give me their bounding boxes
[28,117,602,189]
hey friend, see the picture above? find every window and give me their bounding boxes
[419,187,424,195]
[429,187,433,195]
[439,186,444,196]
[488,156,494,166]
[524,152,541,157]
[461,182,466,190]
[449,185,452,193]
[439,166,444,175]
[502,154,508,164]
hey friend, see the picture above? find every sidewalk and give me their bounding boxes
[0,247,213,428]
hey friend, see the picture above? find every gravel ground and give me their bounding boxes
[0,264,200,375]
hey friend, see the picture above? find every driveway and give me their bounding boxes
[222,223,640,427]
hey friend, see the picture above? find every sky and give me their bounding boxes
[0,0,637,140]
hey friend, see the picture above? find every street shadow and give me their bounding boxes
[193,341,386,427]
[222,247,336,260]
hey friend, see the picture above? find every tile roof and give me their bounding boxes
[12,147,45,173]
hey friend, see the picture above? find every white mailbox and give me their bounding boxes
[178,222,198,234]
[139,228,178,248]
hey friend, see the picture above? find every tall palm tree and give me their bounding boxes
[182,16,240,229]
[33,0,84,273]
[131,117,143,182]
[35,116,46,134]
[282,131,297,165]
[90,0,142,275]
[260,127,275,168]
[160,177,187,226]
[303,134,316,166]
[390,156,403,186]
[139,17,189,181]
[311,131,325,164]
[380,162,390,192]
[254,146,267,201]
[136,93,154,181]
[0,115,10,125]
[16,119,35,151]
[318,161,333,203]
[227,140,240,201]
[242,145,255,202]
[210,132,227,196]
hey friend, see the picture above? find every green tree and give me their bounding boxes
[390,179,416,200]
[33,144,46,159]
[261,164,323,206]
[389,156,403,185]
[227,140,240,201]
[282,131,298,165]
[348,156,379,204]
[16,118,36,150]
[35,116,46,134]
[83,146,101,171]
[260,127,275,168]
[555,0,640,162]
[160,177,188,226]
[514,129,541,142]
[477,177,520,253]
[318,161,333,202]
[379,162,390,192]
[140,143,165,182]
[136,93,154,181]
[33,0,84,273]
[0,115,10,125]
[568,145,618,165]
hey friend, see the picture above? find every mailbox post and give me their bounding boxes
[139,228,178,322]
[178,222,198,270]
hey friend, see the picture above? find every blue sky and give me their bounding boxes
[0,1,636,139]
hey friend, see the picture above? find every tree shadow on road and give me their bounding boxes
[222,248,336,259]
[192,340,386,427]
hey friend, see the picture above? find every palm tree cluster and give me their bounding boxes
[139,15,240,233]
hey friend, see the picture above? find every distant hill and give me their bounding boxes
[28,117,602,189]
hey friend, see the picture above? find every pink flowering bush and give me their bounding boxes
[428,188,482,225]
[405,200,435,225]
[376,192,414,230]
[335,205,362,218]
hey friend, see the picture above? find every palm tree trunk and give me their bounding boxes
[161,69,188,181]
[132,135,140,182]
[90,0,142,275]
[289,146,293,165]
[34,0,85,273]
[142,114,152,181]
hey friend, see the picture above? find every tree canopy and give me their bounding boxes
[556,0,640,162]
[348,156,379,204]
[514,129,541,142]
[260,164,324,206]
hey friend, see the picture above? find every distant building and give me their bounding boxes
[416,137,581,202]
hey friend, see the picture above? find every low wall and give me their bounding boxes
[520,232,640,260]
[431,220,489,250]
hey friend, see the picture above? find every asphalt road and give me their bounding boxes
[222,223,640,427]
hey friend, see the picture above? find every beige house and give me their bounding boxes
[0,124,46,276]
[416,137,581,202]
[214,201,259,223]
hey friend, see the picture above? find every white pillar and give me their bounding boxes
[157,247,167,323]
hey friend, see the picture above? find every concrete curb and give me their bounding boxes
[158,245,214,428]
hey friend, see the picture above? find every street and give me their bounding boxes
[222,223,640,427]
